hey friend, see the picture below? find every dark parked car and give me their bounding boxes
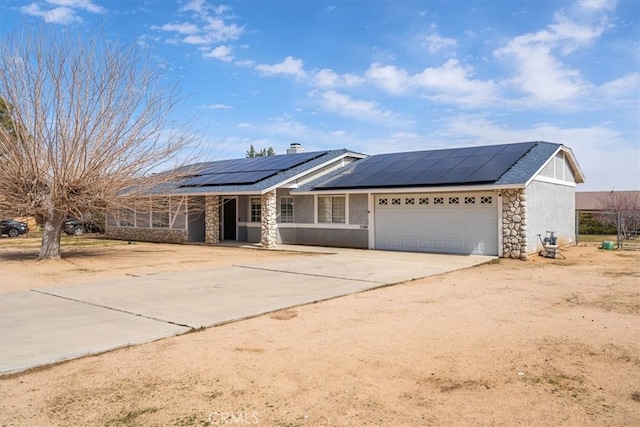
[63,218,104,236]
[1,220,29,238]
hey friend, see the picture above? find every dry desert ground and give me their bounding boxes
[0,236,639,426]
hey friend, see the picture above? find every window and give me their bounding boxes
[481,196,493,204]
[280,197,294,223]
[378,198,388,205]
[448,197,459,205]
[391,198,401,205]
[152,198,170,228]
[419,197,429,205]
[464,196,476,205]
[405,198,415,205]
[250,197,261,222]
[318,195,346,224]
[434,197,444,205]
[119,208,135,227]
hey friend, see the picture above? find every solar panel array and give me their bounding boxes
[179,151,329,187]
[313,142,536,190]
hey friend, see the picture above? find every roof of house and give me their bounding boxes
[152,149,362,195]
[301,141,582,192]
[576,191,640,210]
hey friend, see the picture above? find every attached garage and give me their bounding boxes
[299,141,585,259]
[374,193,498,255]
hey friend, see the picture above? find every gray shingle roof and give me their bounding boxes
[495,141,561,185]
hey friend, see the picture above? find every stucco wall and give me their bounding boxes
[294,195,315,223]
[106,227,188,244]
[277,227,368,248]
[525,180,576,253]
[238,225,248,241]
[247,225,261,243]
[349,194,369,225]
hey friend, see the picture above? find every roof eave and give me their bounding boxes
[295,183,525,195]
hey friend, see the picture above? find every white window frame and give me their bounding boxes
[250,197,261,223]
[152,198,171,229]
[317,195,346,224]
[119,207,136,227]
[280,196,294,223]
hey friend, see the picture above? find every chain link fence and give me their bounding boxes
[577,210,640,250]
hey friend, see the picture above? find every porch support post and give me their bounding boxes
[261,190,277,248]
[205,195,220,244]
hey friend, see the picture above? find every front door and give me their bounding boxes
[222,198,237,240]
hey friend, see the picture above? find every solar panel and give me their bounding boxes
[179,151,329,187]
[313,142,535,189]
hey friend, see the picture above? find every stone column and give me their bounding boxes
[205,195,220,244]
[261,190,277,248]
[501,189,528,260]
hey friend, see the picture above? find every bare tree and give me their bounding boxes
[596,191,640,239]
[0,26,198,259]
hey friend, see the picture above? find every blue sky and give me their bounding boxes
[2,0,639,191]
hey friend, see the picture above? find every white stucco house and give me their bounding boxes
[106,141,585,259]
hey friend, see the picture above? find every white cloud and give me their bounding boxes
[312,68,364,88]
[46,0,105,13]
[203,17,243,42]
[599,72,640,107]
[181,35,209,45]
[309,90,393,121]
[365,60,496,105]
[203,45,233,62]
[21,4,78,24]
[577,0,617,11]
[153,5,244,50]
[600,72,639,96]
[494,30,589,104]
[414,59,495,98]
[256,56,306,78]
[213,5,231,15]
[422,33,457,53]
[153,22,199,35]
[237,123,251,128]
[21,0,105,24]
[549,12,608,53]
[235,59,256,67]
[204,103,233,110]
[180,0,206,13]
[493,4,613,106]
[365,63,411,94]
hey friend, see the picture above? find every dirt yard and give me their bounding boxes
[0,237,638,426]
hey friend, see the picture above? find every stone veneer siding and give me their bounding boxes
[502,189,528,260]
[205,195,220,244]
[261,190,277,248]
[106,227,188,244]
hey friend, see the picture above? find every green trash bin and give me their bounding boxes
[601,241,615,250]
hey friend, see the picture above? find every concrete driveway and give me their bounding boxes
[0,246,494,374]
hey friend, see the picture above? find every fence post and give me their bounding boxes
[575,210,580,245]
[617,211,623,249]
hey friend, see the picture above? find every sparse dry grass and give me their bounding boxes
[0,241,638,426]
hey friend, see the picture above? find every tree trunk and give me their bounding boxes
[38,212,65,260]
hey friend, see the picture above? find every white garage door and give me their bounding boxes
[374,193,498,255]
